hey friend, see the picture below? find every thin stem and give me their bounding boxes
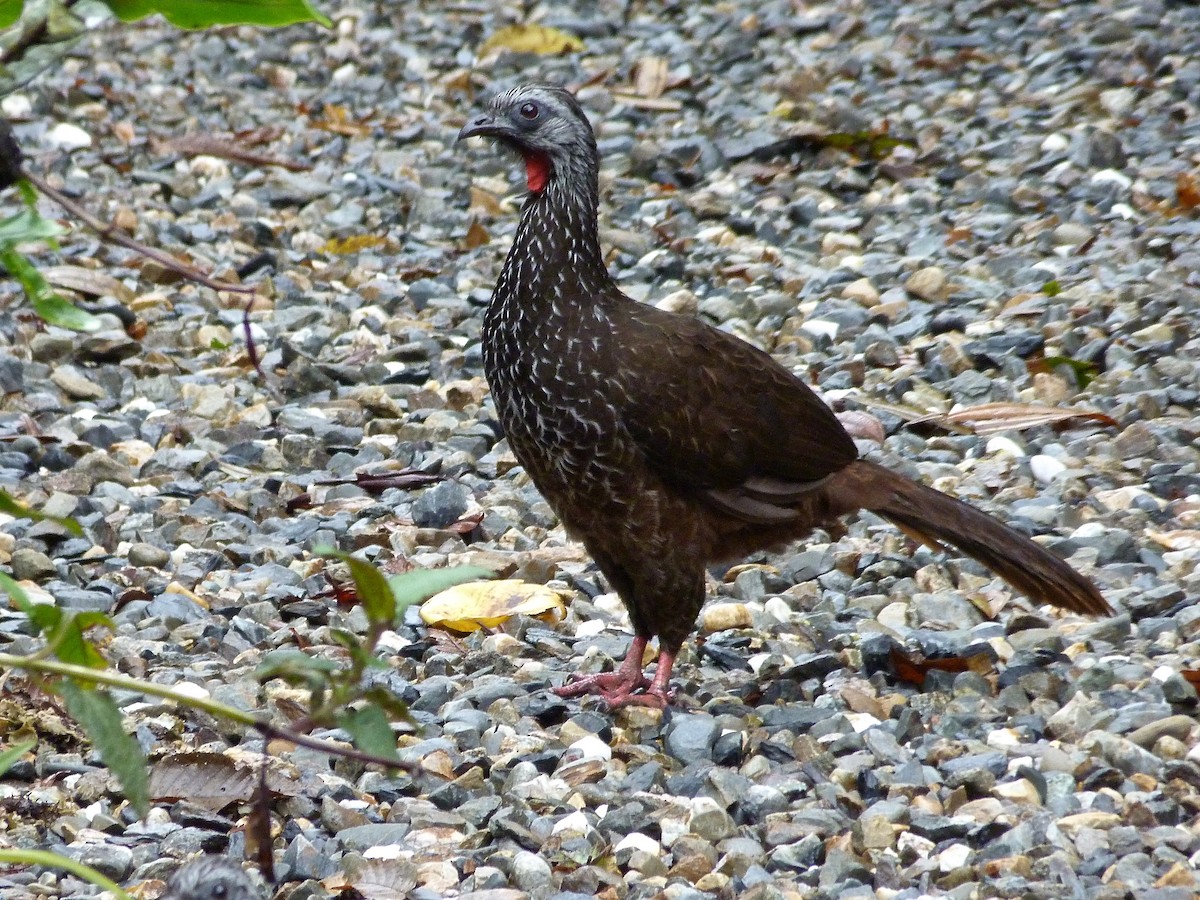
[0,653,414,771]
[22,171,254,295]
[0,849,133,900]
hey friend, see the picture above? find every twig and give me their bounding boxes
[0,652,416,772]
[22,170,254,295]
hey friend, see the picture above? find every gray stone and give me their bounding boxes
[664,714,720,765]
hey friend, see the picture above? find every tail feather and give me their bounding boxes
[844,460,1111,617]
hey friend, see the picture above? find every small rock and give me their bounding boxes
[664,714,719,765]
[904,266,948,301]
[10,547,57,581]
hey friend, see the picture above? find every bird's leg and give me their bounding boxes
[554,635,677,708]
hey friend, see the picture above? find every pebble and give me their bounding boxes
[904,266,948,301]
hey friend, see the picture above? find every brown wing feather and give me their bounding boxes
[609,300,858,507]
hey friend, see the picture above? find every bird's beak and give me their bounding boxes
[458,112,508,142]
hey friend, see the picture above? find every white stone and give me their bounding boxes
[1030,454,1067,483]
[986,728,1021,750]
[938,842,973,872]
[1092,168,1132,190]
[986,436,1026,458]
[569,734,612,761]
[614,832,661,855]
[801,318,839,340]
[1,94,31,118]
[877,601,909,632]
[1041,133,1070,152]
[551,810,594,836]
[44,122,92,151]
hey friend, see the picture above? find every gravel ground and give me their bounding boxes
[2,1,1200,898]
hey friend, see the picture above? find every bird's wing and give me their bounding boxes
[609,300,859,523]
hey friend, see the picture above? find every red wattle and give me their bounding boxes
[525,153,551,192]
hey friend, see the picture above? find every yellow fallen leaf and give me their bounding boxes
[420,579,565,632]
[479,24,584,57]
[323,234,392,254]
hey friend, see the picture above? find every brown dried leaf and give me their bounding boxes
[160,133,310,171]
[1146,529,1200,551]
[1176,172,1200,211]
[610,92,684,111]
[313,103,373,137]
[907,402,1118,435]
[44,266,135,302]
[469,185,503,216]
[632,56,669,99]
[889,646,994,686]
[464,219,490,250]
[325,857,418,900]
[149,752,255,810]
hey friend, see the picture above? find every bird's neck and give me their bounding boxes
[495,162,614,314]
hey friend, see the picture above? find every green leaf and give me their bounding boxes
[102,0,331,29]
[0,849,134,900]
[0,488,85,536]
[0,207,61,243]
[362,686,411,723]
[255,648,337,686]
[0,1,24,30]
[0,738,35,777]
[387,566,494,619]
[316,547,396,626]
[338,705,400,763]
[1041,279,1062,297]
[59,682,149,817]
[0,244,105,331]
[47,610,113,669]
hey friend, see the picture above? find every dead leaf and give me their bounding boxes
[889,646,994,686]
[313,103,373,137]
[479,24,584,57]
[904,402,1118,435]
[149,753,256,810]
[322,234,394,254]
[44,266,135,302]
[610,92,684,112]
[632,56,669,99]
[325,857,418,900]
[469,185,503,216]
[159,133,311,172]
[1177,172,1200,211]
[1146,529,1200,551]
[420,579,566,632]
[464,219,490,250]
[313,469,443,494]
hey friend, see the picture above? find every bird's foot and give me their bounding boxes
[554,670,676,709]
[553,639,679,709]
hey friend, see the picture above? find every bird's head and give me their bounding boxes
[161,857,262,900]
[458,83,597,194]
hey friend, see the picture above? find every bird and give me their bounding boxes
[160,857,263,900]
[457,83,1112,709]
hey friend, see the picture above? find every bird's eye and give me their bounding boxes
[212,886,227,898]
[519,102,539,120]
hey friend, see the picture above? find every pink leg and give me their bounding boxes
[554,637,678,709]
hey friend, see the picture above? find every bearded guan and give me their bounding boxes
[458,83,1111,709]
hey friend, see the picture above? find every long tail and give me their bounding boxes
[837,460,1111,616]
